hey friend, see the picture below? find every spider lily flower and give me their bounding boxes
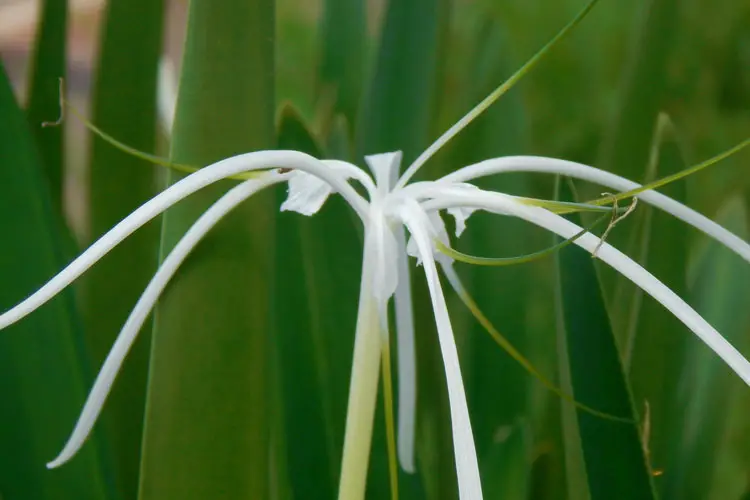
[2,130,750,500]
[4,0,750,496]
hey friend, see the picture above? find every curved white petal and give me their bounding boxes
[397,200,483,500]
[425,186,750,387]
[441,156,750,264]
[0,150,367,331]
[46,174,287,469]
[393,227,416,473]
[323,160,378,197]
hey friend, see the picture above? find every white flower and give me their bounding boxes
[2,128,750,500]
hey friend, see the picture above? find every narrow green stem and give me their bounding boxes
[338,291,381,500]
[381,339,399,500]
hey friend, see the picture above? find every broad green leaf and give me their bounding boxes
[623,116,689,489]
[319,0,365,123]
[82,1,164,496]
[664,198,750,500]
[25,0,66,210]
[357,0,451,497]
[273,105,350,499]
[447,15,534,500]
[555,180,656,500]
[0,62,113,500]
[139,1,275,498]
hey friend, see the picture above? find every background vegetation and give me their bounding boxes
[0,0,748,498]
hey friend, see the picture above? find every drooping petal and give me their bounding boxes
[393,227,416,473]
[442,156,750,264]
[282,159,377,216]
[281,170,335,216]
[397,200,483,500]
[0,150,367,330]
[46,175,287,469]
[425,186,750,387]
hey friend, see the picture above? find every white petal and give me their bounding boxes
[0,151,367,331]
[365,152,403,195]
[426,186,750,387]
[405,209,454,267]
[282,159,378,216]
[442,155,750,264]
[47,175,286,469]
[398,200,483,500]
[281,171,334,216]
[394,227,416,473]
[447,206,477,237]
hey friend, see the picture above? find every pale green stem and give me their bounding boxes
[338,246,382,500]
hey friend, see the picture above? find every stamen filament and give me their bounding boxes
[436,215,606,266]
[440,263,633,424]
[395,0,601,188]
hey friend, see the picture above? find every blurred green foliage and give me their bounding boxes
[0,0,748,498]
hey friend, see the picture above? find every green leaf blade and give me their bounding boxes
[555,180,656,500]
[319,0,366,123]
[0,62,114,500]
[25,0,67,209]
[83,1,165,496]
[138,1,275,498]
